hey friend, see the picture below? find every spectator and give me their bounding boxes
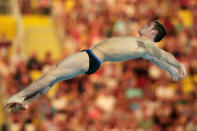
[0,33,11,58]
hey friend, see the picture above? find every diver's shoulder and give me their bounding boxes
[136,37,155,45]
[111,35,136,39]
[117,36,154,43]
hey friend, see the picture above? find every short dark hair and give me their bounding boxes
[153,21,167,42]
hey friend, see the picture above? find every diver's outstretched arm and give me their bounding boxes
[150,57,181,81]
[143,43,187,79]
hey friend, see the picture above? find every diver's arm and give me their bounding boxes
[143,44,187,79]
[150,57,181,81]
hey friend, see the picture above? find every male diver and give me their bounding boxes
[4,21,187,112]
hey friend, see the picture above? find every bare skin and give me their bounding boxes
[4,21,187,112]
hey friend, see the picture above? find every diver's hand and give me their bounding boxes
[169,67,181,81]
[178,64,187,80]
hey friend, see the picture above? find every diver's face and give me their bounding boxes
[138,22,157,38]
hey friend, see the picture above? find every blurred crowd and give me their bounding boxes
[1,0,197,131]
[18,0,51,15]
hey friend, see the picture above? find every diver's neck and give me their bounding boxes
[139,36,153,42]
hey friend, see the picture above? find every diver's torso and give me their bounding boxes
[91,36,153,62]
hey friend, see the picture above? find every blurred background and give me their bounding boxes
[0,0,197,130]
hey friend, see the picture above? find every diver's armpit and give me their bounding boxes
[137,40,146,49]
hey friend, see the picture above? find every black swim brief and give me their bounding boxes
[81,49,102,75]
